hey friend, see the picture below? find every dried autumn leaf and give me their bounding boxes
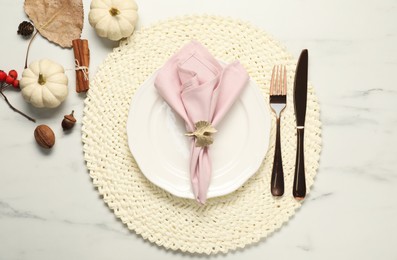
[24,0,83,48]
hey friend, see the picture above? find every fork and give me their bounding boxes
[269,65,287,196]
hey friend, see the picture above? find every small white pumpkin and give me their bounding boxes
[20,59,68,108]
[89,0,138,41]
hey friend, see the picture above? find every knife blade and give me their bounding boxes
[293,49,308,199]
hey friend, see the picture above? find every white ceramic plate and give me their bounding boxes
[127,70,270,199]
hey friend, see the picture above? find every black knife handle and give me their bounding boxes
[271,117,284,196]
[293,128,306,199]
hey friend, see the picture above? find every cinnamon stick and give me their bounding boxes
[72,41,84,92]
[82,40,90,75]
[72,39,90,93]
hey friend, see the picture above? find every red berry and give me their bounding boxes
[8,70,18,79]
[5,75,15,85]
[12,79,20,89]
[0,70,6,82]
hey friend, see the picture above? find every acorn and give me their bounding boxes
[17,21,35,37]
[62,110,77,130]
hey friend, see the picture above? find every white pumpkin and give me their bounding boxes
[89,0,138,41]
[20,59,68,108]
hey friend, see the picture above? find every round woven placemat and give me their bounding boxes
[82,15,321,254]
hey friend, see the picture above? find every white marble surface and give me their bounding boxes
[1,0,396,259]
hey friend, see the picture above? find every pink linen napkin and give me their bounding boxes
[154,41,249,203]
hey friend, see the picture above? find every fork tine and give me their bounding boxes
[276,65,283,95]
[275,65,279,95]
[270,65,276,95]
[282,65,287,95]
[273,65,279,95]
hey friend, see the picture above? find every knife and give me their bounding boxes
[293,49,308,199]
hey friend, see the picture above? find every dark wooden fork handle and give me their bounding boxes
[271,117,284,196]
[293,128,306,199]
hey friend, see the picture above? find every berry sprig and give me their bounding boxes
[1,70,19,89]
[0,69,36,122]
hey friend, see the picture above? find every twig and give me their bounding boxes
[24,30,39,69]
[0,83,36,123]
